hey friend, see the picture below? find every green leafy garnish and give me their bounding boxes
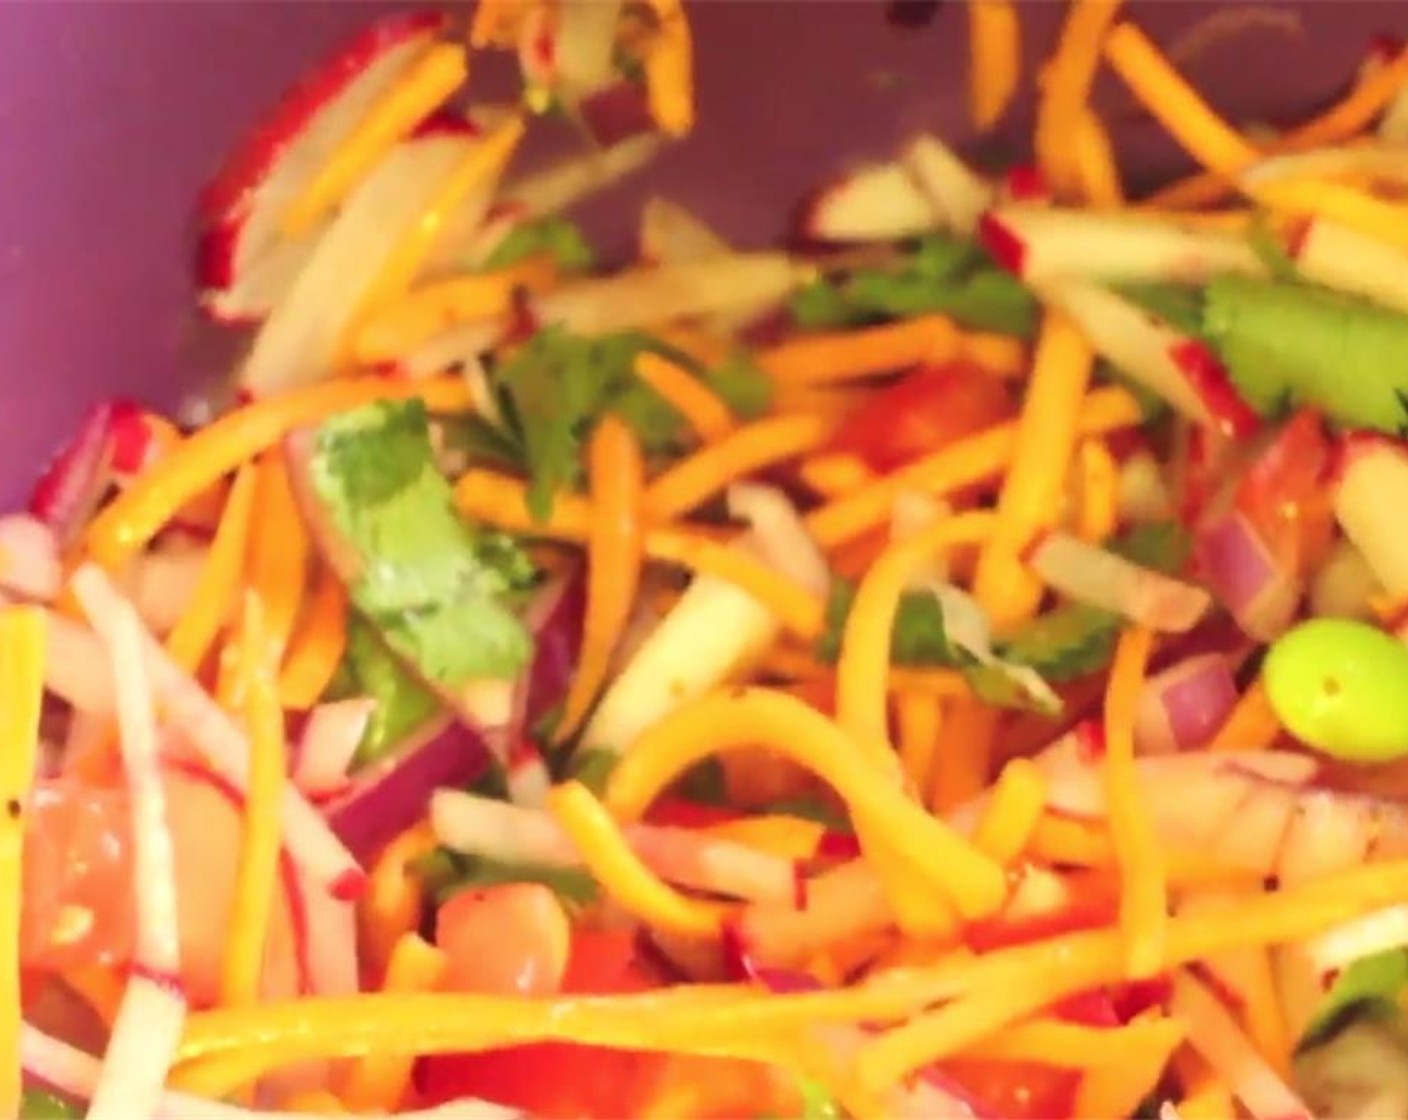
[756,795,853,834]
[309,400,537,689]
[412,846,601,911]
[1203,276,1408,434]
[815,580,963,668]
[1113,282,1207,341]
[1301,949,1408,1049]
[20,1091,80,1119]
[482,216,597,275]
[790,233,1038,337]
[488,327,771,519]
[564,747,620,795]
[331,613,444,766]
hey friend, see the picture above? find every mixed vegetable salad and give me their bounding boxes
[13,1,1408,1117]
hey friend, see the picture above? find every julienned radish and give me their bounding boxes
[1331,431,1408,600]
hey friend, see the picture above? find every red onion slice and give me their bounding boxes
[1133,654,1239,754]
[1194,511,1300,641]
[28,403,118,546]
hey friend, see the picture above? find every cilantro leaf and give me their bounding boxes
[814,579,964,667]
[703,348,772,421]
[1113,282,1208,341]
[339,613,444,766]
[790,233,1038,337]
[20,1091,80,1119]
[482,216,597,274]
[1301,949,1408,1049]
[412,846,601,911]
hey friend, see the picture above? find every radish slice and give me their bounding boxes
[640,195,733,264]
[1332,432,1408,599]
[1027,530,1211,632]
[498,133,663,222]
[0,514,61,602]
[27,404,117,546]
[431,788,799,905]
[727,484,830,599]
[1134,653,1239,754]
[800,162,940,243]
[69,565,363,899]
[70,573,186,1120]
[1117,451,1176,524]
[237,129,490,395]
[1278,792,1376,888]
[901,134,995,238]
[980,205,1265,284]
[1194,510,1300,641]
[1305,904,1408,976]
[197,11,448,321]
[293,698,375,798]
[1309,537,1381,621]
[1039,281,1257,433]
[543,0,627,114]
[1240,144,1408,192]
[296,869,360,997]
[1172,971,1313,1120]
[1292,218,1408,315]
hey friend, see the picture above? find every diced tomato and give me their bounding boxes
[434,882,571,996]
[938,1059,1080,1120]
[419,928,673,1119]
[1232,408,1335,578]
[645,798,743,830]
[827,362,1016,475]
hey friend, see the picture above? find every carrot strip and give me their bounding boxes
[1036,0,1124,199]
[1178,1080,1236,1120]
[469,0,530,47]
[548,782,724,937]
[973,310,1094,629]
[803,384,1140,549]
[1075,437,1119,544]
[1028,813,1116,867]
[341,934,449,1112]
[640,0,695,137]
[644,413,833,520]
[1072,1015,1184,1119]
[1105,626,1167,978]
[959,332,1028,378]
[86,376,470,572]
[557,418,646,740]
[248,451,310,663]
[972,757,1046,865]
[633,351,736,443]
[220,593,287,1009]
[280,1091,348,1115]
[281,43,470,237]
[758,316,959,387]
[1074,107,1125,208]
[62,966,125,1028]
[928,699,999,814]
[361,822,437,979]
[0,607,44,1118]
[605,687,1007,920]
[1207,677,1280,752]
[797,452,877,499]
[966,0,1021,131]
[165,465,258,673]
[897,692,944,798]
[278,567,349,710]
[352,255,558,363]
[966,1015,1182,1070]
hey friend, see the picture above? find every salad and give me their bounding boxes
[11,1,1408,1117]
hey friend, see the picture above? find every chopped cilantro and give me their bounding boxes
[482,216,597,275]
[815,580,964,667]
[1301,949,1408,1049]
[1113,282,1208,341]
[412,846,600,911]
[20,1090,80,1119]
[790,233,1038,337]
[564,747,620,795]
[338,613,444,766]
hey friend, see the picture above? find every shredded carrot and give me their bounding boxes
[758,316,960,387]
[1207,677,1280,752]
[928,699,999,814]
[361,822,437,979]
[248,451,310,663]
[278,567,349,710]
[280,1091,348,1115]
[220,593,287,1009]
[704,816,826,861]
[633,350,736,443]
[165,464,258,673]
[468,0,530,47]
[896,692,944,797]
[973,310,1094,630]
[548,782,724,937]
[651,324,732,369]
[972,757,1046,865]
[1075,437,1119,544]
[1074,107,1125,208]
[1255,176,1408,251]
[341,934,449,1112]
[86,376,470,572]
[62,966,125,1028]
[605,687,1007,920]
[644,413,834,520]
[453,471,824,638]
[836,511,997,761]
[966,1014,1183,1070]
[966,0,1021,131]
[770,384,876,422]
[1036,0,1124,199]
[1072,1015,1185,1119]
[281,42,470,237]
[640,0,695,137]
[352,254,558,363]
[759,644,975,700]
[1028,812,1116,866]
[347,115,526,350]
[558,418,646,741]
[0,607,44,1119]
[1105,626,1167,978]
[798,452,877,500]
[958,331,1028,378]
[804,384,1140,549]
[1178,1080,1236,1120]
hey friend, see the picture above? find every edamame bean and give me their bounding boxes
[1263,618,1408,762]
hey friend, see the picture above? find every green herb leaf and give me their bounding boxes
[703,348,773,421]
[309,400,537,688]
[341,613,444,766]
[413,846,601,911]
[790,233,1038,337]
[815,580,965,667]
[1113,282,1208,341]
[482,216,597,274]
[20,1091,80,1119]
[1301,949,1408,1049]
[564,747,620,795]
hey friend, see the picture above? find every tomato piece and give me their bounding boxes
[1233,408,1335,578]
[434,882,571,996]
[828,362,1015,474]
[938,1058,1080,1120]
[419,928,671,1119]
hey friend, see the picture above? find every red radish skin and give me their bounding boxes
[1002,164,1049,203]
[1167,341,1262,438]
[977,210,1026,274]
[28,404,118,543]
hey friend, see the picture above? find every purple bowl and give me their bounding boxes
[0,1,1389,505]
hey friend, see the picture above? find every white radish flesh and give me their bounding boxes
[1333,437,1408,599]
[802,162,939,243]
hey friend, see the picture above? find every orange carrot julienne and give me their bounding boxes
[1206,678,1280,752]
[797,452,877,499]
[248,451,310,663]
[362,823,438,980]
[633,351,735,443]
[896,691,943,798]
[557,417,646,741]
[278,567,349,711]
[928,698,999,814]
[1036,0,1124,199]
[757,316,960,387]
[967,0,1021,131]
